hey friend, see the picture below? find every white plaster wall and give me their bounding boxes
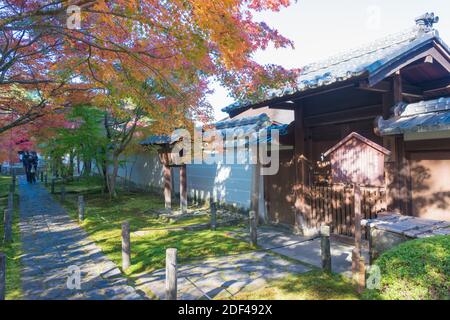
[116,152,255,210]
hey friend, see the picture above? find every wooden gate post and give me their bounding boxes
[163,165,172,210]
[8,192,13,212]
[165,248,177,300]
[3,209,12,243]
[210,197,217,231]
[352,184,362,280]
[358,256,366,293]
[12,169,16,189]
[320,225,332,273]
[180,165,187,214]
[365,221,374,265]
[0,253,5,300]
[251,163,260,225]
[121,221,131,271]
[193,190,198,206]
[249,210,257,246]
[78,196,85,221]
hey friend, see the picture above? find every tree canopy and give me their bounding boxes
[0,0,297,162]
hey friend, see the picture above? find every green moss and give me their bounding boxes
[364,235,450,300]
[0,175,23,300]
[55,178,253,280]
[229,270,360,300]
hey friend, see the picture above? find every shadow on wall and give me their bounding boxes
[408,159,450,221]
[327,138,450,221]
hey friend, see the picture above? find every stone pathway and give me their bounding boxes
[231,226,369,278]
[135,251,311,300]
[18,177,143,300]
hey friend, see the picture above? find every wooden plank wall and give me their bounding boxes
[305,185,386,238]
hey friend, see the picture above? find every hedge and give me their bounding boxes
[365,235,449,300]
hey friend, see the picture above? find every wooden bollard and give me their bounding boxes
[121,221,131,271]
[12,171,16,188]
[358,256,366,293]
[352,184,362,280]
[192,190,197,206]
[165,248,177,300]
[249,210,257,246]
[60,184,66,202]
[51,178,55,194]
[78,196,85,221]
[3,209,12,243]
[210,198,217,231]
[367,224,374,265]
[351,248,361,284]
[320,225,332,273]
[7,192,13,212]
[0,253,5,300]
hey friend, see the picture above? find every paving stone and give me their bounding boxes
[137,251,310,300]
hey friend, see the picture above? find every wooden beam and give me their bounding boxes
[358,80,391,93]
[420,76,450,91]
[369,47,436,85]
[393,71,403,103]
[402,83,423,98]
[269,101,296,110]
[382,89,394,120]
[429,45,450,72]
[305,104,381,127]
[359,79,423,98]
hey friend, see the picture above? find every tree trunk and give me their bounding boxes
[108,154,120,198]
[83,157,92,176]
[68,151,75,178]
[101,159,109,193]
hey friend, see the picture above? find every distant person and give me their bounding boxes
[31,151,38,173]
[29,164,36,184]
[22,151,31,182]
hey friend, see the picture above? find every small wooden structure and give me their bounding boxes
[324,132,390,288]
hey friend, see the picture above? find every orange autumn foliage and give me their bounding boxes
[1,0,297,157]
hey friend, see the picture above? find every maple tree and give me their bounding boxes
[39,104,106,177]
[1,0,296,127]
[1,0,297,195]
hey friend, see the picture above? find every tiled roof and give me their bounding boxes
[206,113,289,147]
[141,113,289,146]
[223,26,447,114]
[377,97,450,135]
[140,133,184,146]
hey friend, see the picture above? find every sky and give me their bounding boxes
[206,0,450,121]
